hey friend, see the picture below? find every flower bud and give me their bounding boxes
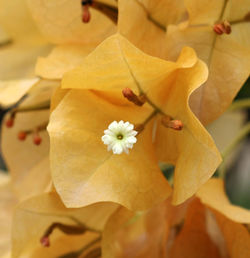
[162,117,183,131]
[40,236,50,247]
[82,5,91,23]
[122,88,146,106]
[18,131,27,141]
[5,118,14,128]
[213,24,224,35]
[33,134,42,145]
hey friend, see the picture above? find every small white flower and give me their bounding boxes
[102,120,138,154]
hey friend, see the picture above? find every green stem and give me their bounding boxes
[218,122,250,178]
[228,99,250,112]
[0,39,12,47]
[77,236,101,256]
[11,100,50,114]
[135,0,166,31]
[141,110,158,129]
[221,122,250,159]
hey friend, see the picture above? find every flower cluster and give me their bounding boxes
[0,0,250,257]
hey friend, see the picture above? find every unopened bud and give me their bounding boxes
[40,236,50,247]
[223,20,231,34]
[213,23,224,35]
[5,118,14,128]
[81,0,93,23]
[122,88,146,106]
[213,21,231,35]
[82,5,91,23]
[33,134,42,145]
[40,222,86,248]
[18,131,27,141]
[162,117,183,131]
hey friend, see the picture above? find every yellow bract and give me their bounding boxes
[35,44,97,80]
[0,173,18,256]
[12,192,118,257]
[118,0,186,58]
[118,0,250,125]
[1,80,58,200]
[0,78,39,108]
[26,0,117,44]
[165,0,250,124]
[48,90,171,210]
[48,33,221,210]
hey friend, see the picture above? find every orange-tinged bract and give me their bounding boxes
[102,179,250,258]
[48,34,221,210]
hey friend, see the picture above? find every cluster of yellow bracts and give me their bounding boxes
[0,0,250,257]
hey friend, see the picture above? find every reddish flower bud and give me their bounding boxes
[33,135,42,145]
[5,118,14,128]
[223,20,231,34]
[213,21,231,35]
[18,131,27,141]
[168,120,183,130]
[213,24,224,35]
[82,5,91,23]
[40,236,50,247]
[122,88,146,106]
[162,117,183,131]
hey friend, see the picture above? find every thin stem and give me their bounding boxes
[0,39,12,47]
[91,2,118,24]
[228,99,250,112]
[221,122,250,159]
[207,0,229,65]
[142,109,158,127]
[11,100,50,114]
[218,122,250,178]
[95,0,166,31]
[57,236,101,258]
[78,236,101,256]
[135,0,166,31]
[218,0,229,21]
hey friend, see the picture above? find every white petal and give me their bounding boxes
[127,136,137,144]
[112,143,123,154]
[126,124,134,131]
[108,121,118,130]
[102,135,113,144]
[128,130,137,137]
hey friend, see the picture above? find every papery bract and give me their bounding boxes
[165,0,250,124]
[12,192,118,258]
[48,34,221,210]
